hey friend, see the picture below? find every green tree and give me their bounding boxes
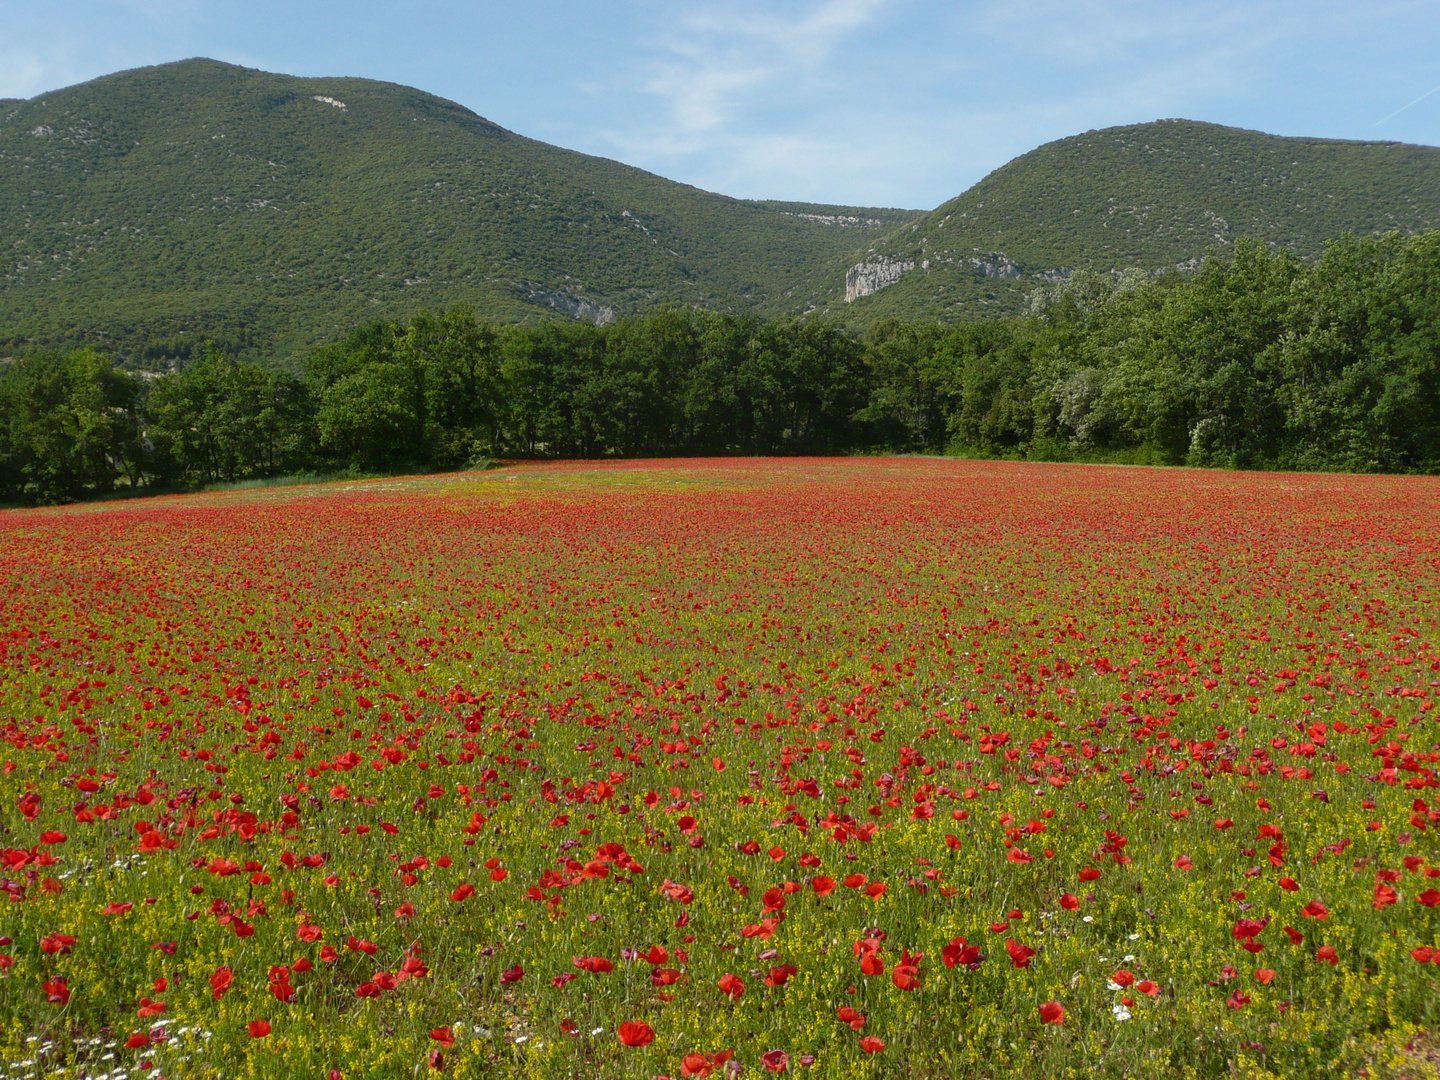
[0,348,142,504]
[147,347,311,484]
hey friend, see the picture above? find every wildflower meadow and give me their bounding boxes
[1,458,1437,1080]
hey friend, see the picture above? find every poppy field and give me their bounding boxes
[1,457,1438,1080]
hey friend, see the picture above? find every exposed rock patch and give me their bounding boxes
[845,256,915,302]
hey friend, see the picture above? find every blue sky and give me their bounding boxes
[4,1,1439,209]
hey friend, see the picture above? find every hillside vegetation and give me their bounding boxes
[833,119,1440,320]
[0,59,914,365]
[4,61,1440,364]
[6,229,1438,504]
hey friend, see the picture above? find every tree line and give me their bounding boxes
[2,230,1437,504]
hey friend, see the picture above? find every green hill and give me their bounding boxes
[0,59,916,366]
[829,119,1440,321]
[6,64,1440,358]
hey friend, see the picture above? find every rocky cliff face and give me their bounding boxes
[844,251,1029,302]
[527,289,616,326]
[965,254,1021,279]
[845,256,915,302]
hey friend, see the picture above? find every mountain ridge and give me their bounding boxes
[826,118,1440,319]
[4,60,1440,363]
[0,58,916,365]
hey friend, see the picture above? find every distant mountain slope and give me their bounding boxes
[0,59,916,365]
[830,119,1440,321]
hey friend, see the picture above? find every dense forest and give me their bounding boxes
[3,230,1437,504]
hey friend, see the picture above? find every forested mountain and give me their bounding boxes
[0,59,915,366]
[4,60,1439,366]
[832,120,1440,320]
[8,228,1438,506]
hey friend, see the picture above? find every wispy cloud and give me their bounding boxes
[0,51,50,99]
[1374,84,1440,126]
[635,0,892,143]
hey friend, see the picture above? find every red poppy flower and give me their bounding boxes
[1283,926,1304,945]
[660,879,694,905]
[859,953,884,977]
[430,1028,455,1048]
[653,967,683,987]
[1038,1000,1064,1025]
[1174,856,1194,871]
[942,937,983,970]
[761,1049,790,1072]
[763,964,796,988]
[1111,968,1135,988]
[211,966,234,1000]
[1232,918,1269,942]
[1316,945,1339,966]
[1411,947,1435,963]
[501,964,524,983]
[125,1033,149,1049]
[1254,968,1276,984]
[1279,877,1299,892]
[837,1006,865,1030]
[44,978,70,1005]
[864,882,888,898]
[248,1020,272,1038]
[1418,889,1440,908]
[1059,892,1079,910]
[1079,867,1101,882]
[811,875,836,897]
[859,1036,886,1053]
[891,949,921,990]
[681,1053,714,1078]
[1006,939,1036,969]
[718,973,745,999]
[843,873,867,889]
[617,1020,655,1047]
[450,883,475,902]
[1136,980,1160,996]
[644,945,669,966]
[1301,901,1329,920]
[1227,990,1252,1009]
[573,955,614,974]
[40,933,76,955]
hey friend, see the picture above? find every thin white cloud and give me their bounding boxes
[1374,84,1440,126]
[0,52,49,99]
[638,0,892,141]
